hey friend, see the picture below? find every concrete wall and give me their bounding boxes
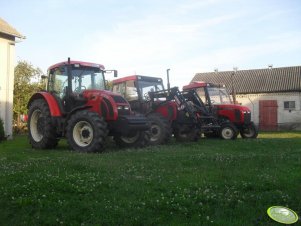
[0,34,15,138]
[236,92,301,130]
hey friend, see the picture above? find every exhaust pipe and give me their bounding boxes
[166,68,170,94]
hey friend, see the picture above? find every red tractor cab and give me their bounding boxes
[27,59,150,152]
[183,81,258,138]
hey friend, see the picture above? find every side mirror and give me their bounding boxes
[104,69,118,77]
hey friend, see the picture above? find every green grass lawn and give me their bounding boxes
[0,133,300,225]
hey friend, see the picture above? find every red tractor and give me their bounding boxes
[112,75,240,144]
[27,59,150,152]
[182,81,258,138]
[112,75,175,145]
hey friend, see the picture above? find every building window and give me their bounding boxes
[284,101,295,110]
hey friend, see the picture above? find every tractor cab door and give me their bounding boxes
[48,66,88,113]
[48,68,70,113]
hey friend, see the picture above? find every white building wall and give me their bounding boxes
[0,37,15,138]
[236,92,301,130]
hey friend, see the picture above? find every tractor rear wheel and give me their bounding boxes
[174,125,200,142]
[66,110,108,152]
[114,131,150,148]
[219,122,238,140]
[240,122,258,138]
[28,99,59,149]
[147,113,172,145]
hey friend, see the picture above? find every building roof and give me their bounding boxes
[191,66,301,94]
[0,17,24,39]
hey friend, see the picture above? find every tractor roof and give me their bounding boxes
[113,75,163,84]
[48,60,105,71]
[113,75,138,84]
[183,81,225,90]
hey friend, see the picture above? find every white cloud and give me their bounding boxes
[79,8,244,84]
[12,0,300,89]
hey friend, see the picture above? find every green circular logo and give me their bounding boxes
[267,206,299,224]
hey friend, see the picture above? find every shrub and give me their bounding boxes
[0,118,5,142]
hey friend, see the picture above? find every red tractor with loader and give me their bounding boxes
[112,75,240,144]
[112,75,174,145]
[27,59,150,152]
[182,81,258,138]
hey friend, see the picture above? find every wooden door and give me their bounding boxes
[259,100,278,131]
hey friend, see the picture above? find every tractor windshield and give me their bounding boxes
[71,67,105,92]
[207,87,232,104]
[137,80,164,101]
[48,65,105,98]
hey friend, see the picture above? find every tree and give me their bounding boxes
[13,61,44,132]
[0,118,5,141]
[106,80,113,90]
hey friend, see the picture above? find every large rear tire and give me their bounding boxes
[219,122,238,140]
[147,113,172,145]
[28,99,59,149]
[240,122,258,138]
[114,131,150,148]
[66,110,108,152]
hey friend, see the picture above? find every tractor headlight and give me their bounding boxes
[117,105,131,115]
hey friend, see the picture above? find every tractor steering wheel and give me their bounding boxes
[74,86,86,93]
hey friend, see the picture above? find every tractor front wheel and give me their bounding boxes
[114,131,150,148]
[28,99,59,149]
[219,122,238,140]
[147,113,172,145]
[240,122,258,138]
[66,110,108,152]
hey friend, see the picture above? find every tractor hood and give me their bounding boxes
[82,89,129,105]
[214,104,251,112]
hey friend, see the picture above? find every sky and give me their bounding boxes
[1,0,301,88]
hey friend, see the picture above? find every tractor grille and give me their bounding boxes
[113,95,127,103]
[244,112,251,124]
[118,108,131,116]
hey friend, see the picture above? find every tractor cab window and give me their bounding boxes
[48,65,106,98]
[195,87,207,105]
[113,82,126,96]
[137,80,164,101]
[112,81,138,101]
[207,87,232,104]
[71,67,105,93]
[125,80,138,101]
[48,68,68,99]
